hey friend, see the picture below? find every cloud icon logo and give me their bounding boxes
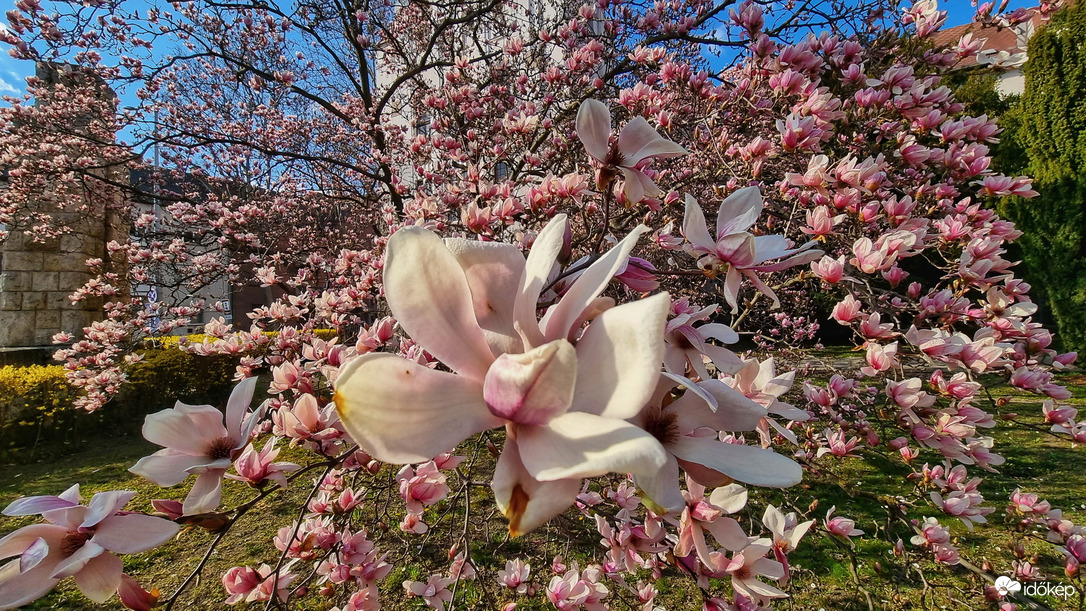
[995,576,1022,596]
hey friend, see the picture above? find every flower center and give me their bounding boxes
[59,531,90,557]
[205,436,236,460]
[642,406,679,446]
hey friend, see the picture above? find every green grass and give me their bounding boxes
[0,373,1084,610]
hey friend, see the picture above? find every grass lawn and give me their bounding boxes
[0,371,1083,610]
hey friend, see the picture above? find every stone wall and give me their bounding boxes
[0,63,123,348]
[0,213,108,346]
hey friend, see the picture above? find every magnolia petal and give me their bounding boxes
[737,574,787,600]
[3,494,78,517]
[185,458,232,475]
[708,483,748,514]
[685,347,714,383]
[682,195,717,253]
[517,412,669,482]
[618,117,688,164]
[753,244,823,272]
[576,99,612,162]
[702,343,744,375]
[224,377,258,440]
[672,379,764,432]
[0,524,65,560]
[334,354,501,464]
[618,167,657,204]
[18,537,49,573]
[384,226,496,380]
[722,265,743,312]
[81,491,136,529]
[698,323,739,345]
[173,402,229,441]
[659,372,718,412]
[72,552,123,604]
[483,339,577,425]
[515,215,567,349]
[716,186,764,236]
[769,399,809,422]
[742,269,780,309]
[704,516,750,552]
[541,225,649,343]
[92,514,179,554]
[631,452,685,514]
[57,484,81,505]
[492,432,581,537]
[716,232,757,267]
[663,345,689,377]
[445,238,526,356]
[142,408,222,456]
[182,469,225,516]
[0,554,61,610]
[767,417,800,445]
[572,293,668,419]
[671,436,802,488]
[51,540,104,579]
[129,451,210,487]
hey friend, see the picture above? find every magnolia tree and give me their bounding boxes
[0,0,1084,609]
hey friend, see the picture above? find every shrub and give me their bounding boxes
[0,344,238,460]
[0,364,82,455]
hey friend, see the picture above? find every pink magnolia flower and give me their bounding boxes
[910,516,951,548]
[663,298,744,379]
[274,393,343,447]
[723,357,810,445]
[704,543,787,606]
[404,574,455,610]
[860,341,898,376]
[825,506,864,539]
[674,480,752,567]
[396,461,450,515]
[545,563,608,611]
[576,98,688,203]
[762,504,813,584]
[0,485,178,609]
[810,254,847,284]
[129,377,264,515]
[631,374,802,512]
[683,188,821,310]
[335,216,673,536]
[227,563,296,604]
[226,439,300,488]
[497,558,531,594]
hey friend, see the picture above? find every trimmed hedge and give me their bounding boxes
[0,344,238,460]
[1001,2,1086,353]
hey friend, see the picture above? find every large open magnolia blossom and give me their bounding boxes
[0,486,178,609]
[576,98,688,203]
[335,215,677,535]
[631,374,803,512]
[130,377,263,515]
[683,188,822,310]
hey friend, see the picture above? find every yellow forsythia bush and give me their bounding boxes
[0,364,81,455]
[0,365,77,426]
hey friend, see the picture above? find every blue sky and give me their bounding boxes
[0,0,1044,98]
